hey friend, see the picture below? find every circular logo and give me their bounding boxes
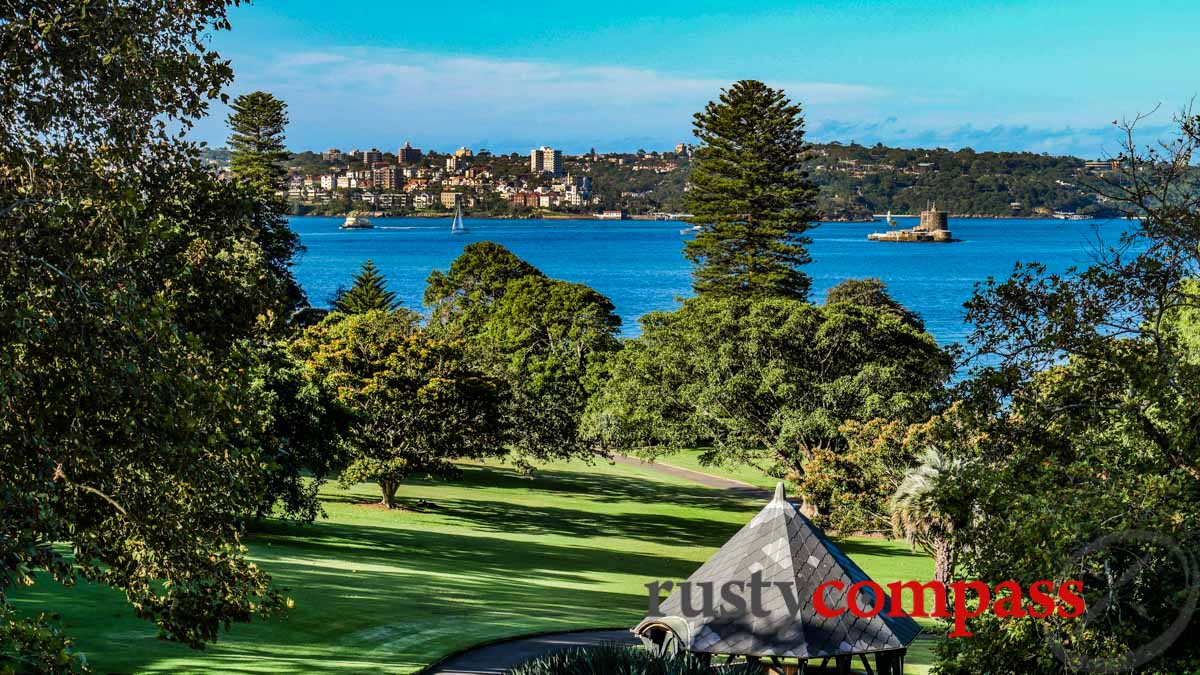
[1047,530,1198,672]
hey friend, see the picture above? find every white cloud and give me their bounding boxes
[808,118,1178,158]
[186,46,1165,158]
[191,47,883,152]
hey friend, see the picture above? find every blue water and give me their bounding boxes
[290,216,1125,348]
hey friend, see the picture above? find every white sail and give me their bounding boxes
[451,203,467,234]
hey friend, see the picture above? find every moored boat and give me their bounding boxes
[340,214,373,229]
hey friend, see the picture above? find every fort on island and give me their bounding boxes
[867,205,956,243]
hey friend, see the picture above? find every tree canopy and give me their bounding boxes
[683,80,820,300]
[425,243,621,465]
[932,113,1200,672]
[424,241,545,336]
[1,0,292,665]
[586,293,952,516]
[295,310,506,508]
[228,91,290,192]
[825,277,924,330]
[225,90,304,311]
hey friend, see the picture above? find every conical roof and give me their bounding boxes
[636,483,921,659]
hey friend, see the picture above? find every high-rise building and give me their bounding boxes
[372,165,403,190]
[454,146,473,158]
[362,148,383,165]
[321,148,342,162]
[446,156,466,172]
[398,141,422,165]
[530,146,563,176]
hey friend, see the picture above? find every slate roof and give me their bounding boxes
[634,483,922,659]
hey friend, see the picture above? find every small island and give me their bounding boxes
[868,205,957,242]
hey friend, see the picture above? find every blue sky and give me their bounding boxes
[191,0,1199,158]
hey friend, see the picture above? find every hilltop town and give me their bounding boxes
[202,141,1129,220]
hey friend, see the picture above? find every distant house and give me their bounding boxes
[509,190,540,209]
[1084,160,1119,174]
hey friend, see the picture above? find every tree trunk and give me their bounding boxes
[799,494,821,519]
[933,537,954,585]
[380,480,399,509]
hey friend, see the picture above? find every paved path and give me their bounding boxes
[609,453,773,500]
[424,455,770,674]
[424,629,637,674]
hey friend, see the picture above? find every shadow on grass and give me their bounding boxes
[316,493,744,548]
[836,538,930,563]
[446,463,758,509]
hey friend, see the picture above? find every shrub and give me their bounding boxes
[508,643,760,675]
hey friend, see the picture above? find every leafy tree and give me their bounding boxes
[1,0,289,663]
[480,275,622,464]
[933,113,1200,673]
[424,241,544,335]
[825,277,924,329]
[297,311,506,508]
[683,80,820,300]
[225,90,305,314]
[586,294,952,517]
[250,341,349,522]
[425,244,621,465]
[334,260,399,314]
[803,404,958,537]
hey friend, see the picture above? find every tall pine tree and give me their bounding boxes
[335,260,400,314]
[228,91,290,191]
[683,80,819,300]
[226,91,304,313]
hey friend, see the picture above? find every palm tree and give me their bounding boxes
[890,447,964,584]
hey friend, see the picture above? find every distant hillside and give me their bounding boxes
[267,142,1127,219]
[201,146,231,164]
[578,143,1122,219]
[805,143,1120,219]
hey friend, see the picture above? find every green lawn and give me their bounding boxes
[649,448,783,491]
[10,458,936,674]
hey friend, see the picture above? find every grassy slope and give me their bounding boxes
[11,459,934,674]
[650,449,784,491]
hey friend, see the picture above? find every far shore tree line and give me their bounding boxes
[2,4,1197,673]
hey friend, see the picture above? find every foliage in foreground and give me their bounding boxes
[334,259,399,314]
[2,0,293,666]
[509,644,760,675]
[931,113,1200,673]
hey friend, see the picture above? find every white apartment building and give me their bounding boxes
[530,146,563,176]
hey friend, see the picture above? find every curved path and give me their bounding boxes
[423,455,768,674]
[609,453,773,500]
[424,629,637,674]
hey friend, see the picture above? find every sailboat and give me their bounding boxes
[885,210,897,227]
[451,202,467,235]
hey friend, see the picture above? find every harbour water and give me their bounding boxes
[289,216,1127,350]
